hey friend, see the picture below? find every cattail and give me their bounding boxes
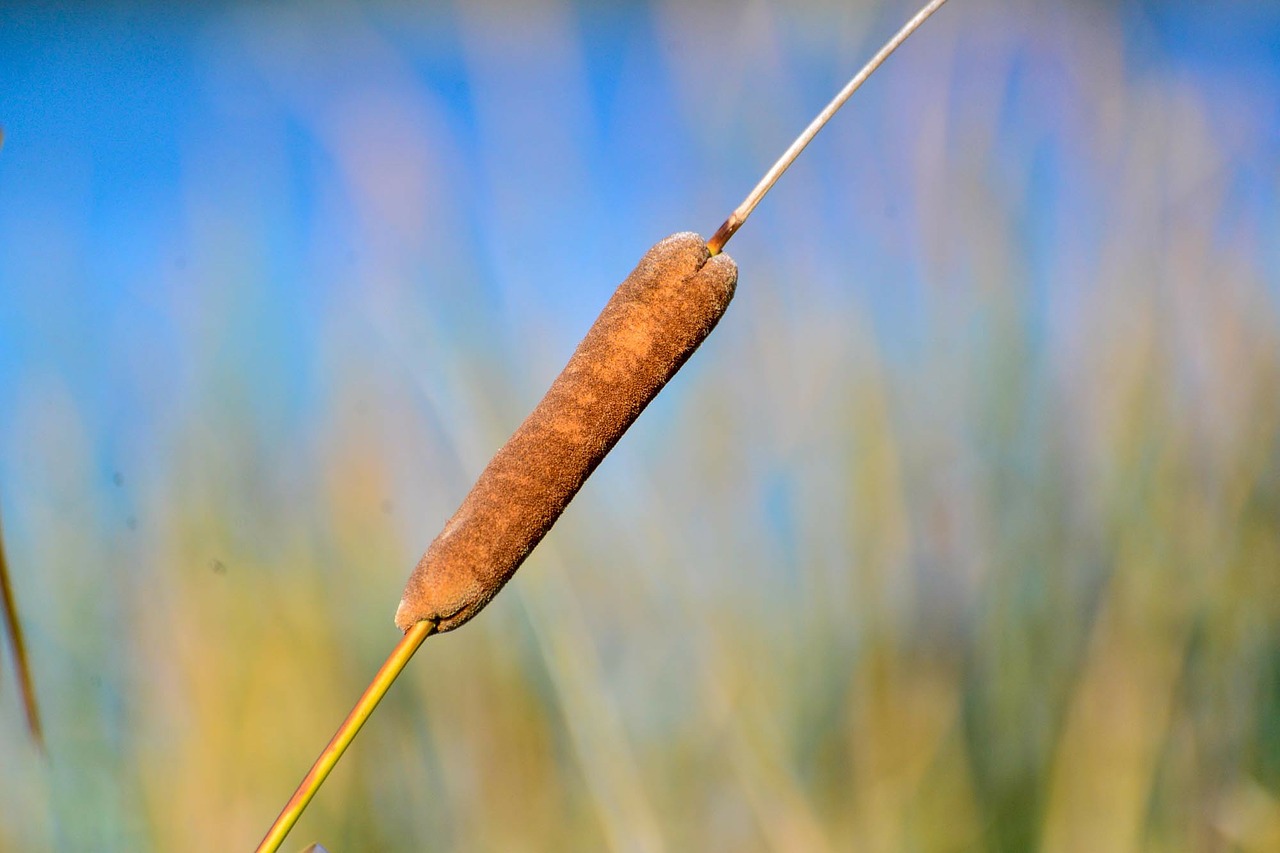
[396,232,737,633]
[257,3,950,848]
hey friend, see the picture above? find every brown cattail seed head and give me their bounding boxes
[396,232,737,633]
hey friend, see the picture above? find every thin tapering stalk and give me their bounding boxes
[707,0,950,255]
[255,619,436,853]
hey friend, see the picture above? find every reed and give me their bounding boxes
[5,2,1277,850]
[0,508,42,749]
[256,2,950,849]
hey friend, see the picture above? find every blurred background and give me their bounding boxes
[2,0,1279,849]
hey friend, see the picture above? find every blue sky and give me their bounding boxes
[1,0,1278,531]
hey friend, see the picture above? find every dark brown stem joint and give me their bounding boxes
[706,215,742,256]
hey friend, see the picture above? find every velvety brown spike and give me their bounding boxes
[396,232,737,633]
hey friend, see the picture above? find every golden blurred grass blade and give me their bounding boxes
[0,507,43,751]
[0,132,38,750]
[255,619,436,853]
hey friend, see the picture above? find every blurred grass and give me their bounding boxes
[2,0,1280,850]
